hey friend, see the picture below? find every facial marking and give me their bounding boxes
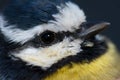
[51,2,86,32]
[11,38,82,69]
[0,2,86,44]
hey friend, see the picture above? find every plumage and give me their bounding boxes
[45,41,120,80]
[0,0,120,80]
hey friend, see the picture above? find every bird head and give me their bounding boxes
[0,0,109,80]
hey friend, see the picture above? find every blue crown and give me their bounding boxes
[3,0,70,30]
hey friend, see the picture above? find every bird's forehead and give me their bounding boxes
[0,1,86,44]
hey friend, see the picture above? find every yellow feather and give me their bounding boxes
[45,42,120,80]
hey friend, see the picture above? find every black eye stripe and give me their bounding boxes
[28,31,64,47]
[29,30,81,47]
[4,29,82,50]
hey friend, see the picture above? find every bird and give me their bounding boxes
[0,0,120,80]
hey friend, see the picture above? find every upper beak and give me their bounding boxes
[79,22,110,39]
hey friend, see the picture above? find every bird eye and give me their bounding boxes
[40,31,56,45]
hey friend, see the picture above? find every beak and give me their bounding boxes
[80,22,110,39]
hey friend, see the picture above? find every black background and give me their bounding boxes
[0,0,120,50]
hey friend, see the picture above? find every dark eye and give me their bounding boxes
[40,31,56,45]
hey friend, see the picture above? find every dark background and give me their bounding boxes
[74,0,120,50]
[0,0,120,49]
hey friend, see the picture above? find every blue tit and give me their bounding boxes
[0,0,120,80]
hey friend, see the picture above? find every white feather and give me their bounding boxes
[51,2,86,32]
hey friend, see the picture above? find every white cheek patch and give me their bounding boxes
[11,38,83,70]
